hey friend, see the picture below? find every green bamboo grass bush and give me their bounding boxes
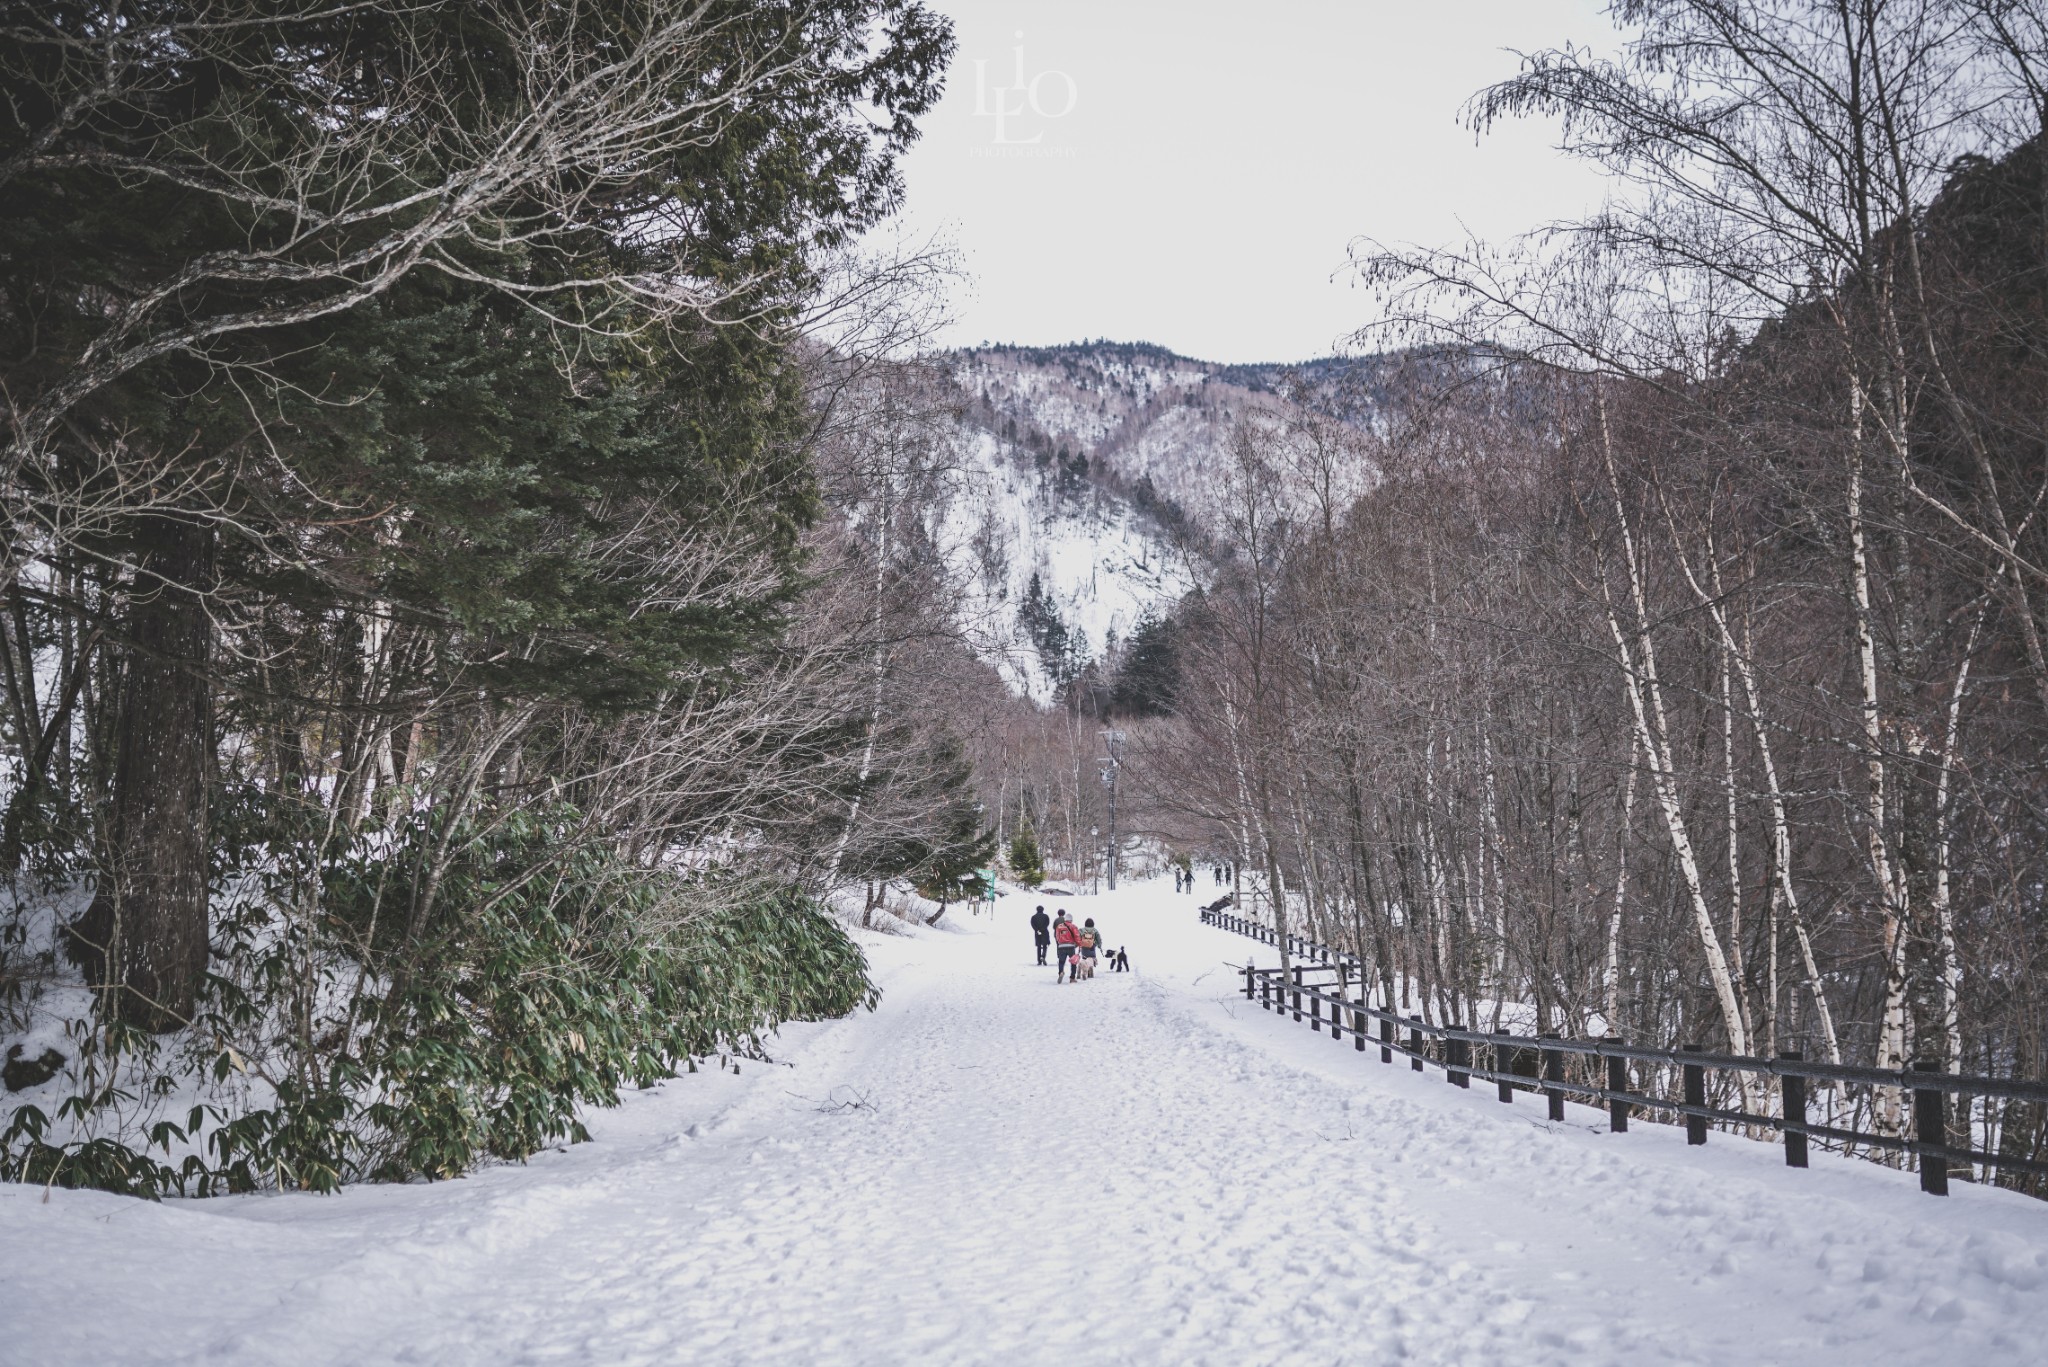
[2,801,876,1196]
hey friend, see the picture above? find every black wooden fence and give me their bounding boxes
[1200,909,2048,1196]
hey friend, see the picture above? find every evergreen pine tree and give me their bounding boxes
[3,0,953,1029]
[1007,818,1045,888]
[1111,611,1181,717]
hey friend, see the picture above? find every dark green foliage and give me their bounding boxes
[0,0,954,1028]
[1018,573,1087,688]
[845,732,995,900]
[0,0,958,1190]
[919,752,1000,906]
[909,791,999,909]
[3,803,878,1196]
[206,283,820,717]
[1111,611,1181,717]
[320,803,878,1183]
[1007,818,1045,888]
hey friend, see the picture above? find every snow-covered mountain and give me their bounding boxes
[933,341,1384,700]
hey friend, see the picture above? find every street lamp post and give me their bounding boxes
[1099,728,1125,892]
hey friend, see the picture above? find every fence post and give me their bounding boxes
[1408,1015,1425,1072]
[1243,963,1254,1001]
[1292,967,1303,1023]
[1354,1000,1367,1052]
[1681,1045,1708,1145]
[1260,971,1271,1013]
[1606,1043,1629,1133]
[1448,1027,1470,1088]
[1496,1032,1514,1104]
[1780,1052,1807,1168]
[1542,1035,1564,1122]
[1311,987,1322,1034]
[1379,1010,1393,1064]
[1914,1061,1950,1197]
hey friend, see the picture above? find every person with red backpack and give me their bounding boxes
[1077,918,1102,977]
[1053,911,1081,982]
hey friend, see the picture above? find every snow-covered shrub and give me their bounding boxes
[2,800,878,1196]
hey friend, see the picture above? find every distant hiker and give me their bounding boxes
[1078,917,1102,975]
[1173,868,1183,893]
[1031,905,1051,965]
[1054,912,1080,982]
[1214,865,1223,885]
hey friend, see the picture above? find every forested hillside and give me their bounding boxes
[1123,4,2048,1193]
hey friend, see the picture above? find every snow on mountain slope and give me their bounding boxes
[940,426,1192,702]
[934,340,1388,699]
[950,341,1278,516]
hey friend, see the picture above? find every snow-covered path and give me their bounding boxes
[6,877,2048,1366]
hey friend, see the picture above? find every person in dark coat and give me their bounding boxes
[1030,905,1051,965]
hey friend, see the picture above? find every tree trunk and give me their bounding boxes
[66,516,215,1032]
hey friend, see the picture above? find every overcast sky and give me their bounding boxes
[895,1,1621,363]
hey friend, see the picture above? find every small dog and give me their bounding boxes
[1070,952,1097,982]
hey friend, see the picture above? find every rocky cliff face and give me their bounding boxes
[932,341,1386,699]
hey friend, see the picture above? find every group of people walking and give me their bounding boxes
[1028,906,1127,981]
[1172,864,1232,893]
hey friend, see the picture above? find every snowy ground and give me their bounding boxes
[5,877,2048,1366]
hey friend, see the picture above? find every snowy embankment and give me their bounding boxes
[4,878,2047,1366]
